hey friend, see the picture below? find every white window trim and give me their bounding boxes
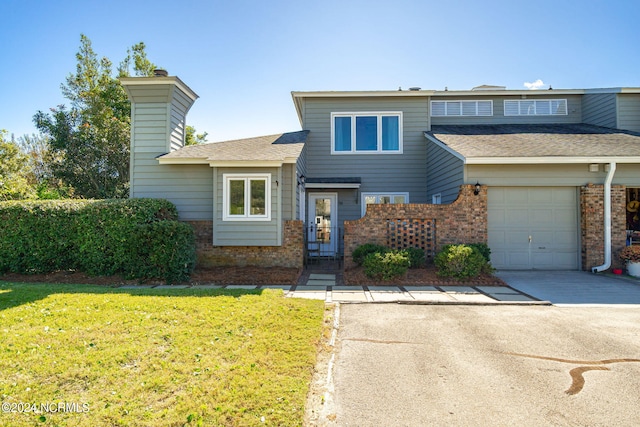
[503,99,568,116]
[223,173,271,221]
[331,112,403,155]
[430,100,493,117]
[361,192,409,216]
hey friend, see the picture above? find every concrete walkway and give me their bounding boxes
[288,273,542,304]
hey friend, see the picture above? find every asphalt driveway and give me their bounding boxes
[316,304,640,426]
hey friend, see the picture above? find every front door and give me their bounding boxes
[308,193,338,256]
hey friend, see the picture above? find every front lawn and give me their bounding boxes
[0,283,325,426]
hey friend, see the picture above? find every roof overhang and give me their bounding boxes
[291,90,434,127]
[464,156,640,165]
[157,157,298,167]
[120,76,199,102]
[304,177,362,189]
[424,131,640,165]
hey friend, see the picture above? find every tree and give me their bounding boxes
[185,125,208,146]
[34,34,157,199]
[0,130,36,200]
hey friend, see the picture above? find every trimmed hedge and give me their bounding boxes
[0,199,194,283]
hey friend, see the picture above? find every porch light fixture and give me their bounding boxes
[474,182,481,196]
[297,174,306,187]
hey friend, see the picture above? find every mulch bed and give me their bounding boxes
[344,264,506,286]
[0,265,506,287]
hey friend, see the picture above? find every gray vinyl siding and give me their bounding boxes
[582,93,617,128]
[302,96,429,217]
[169,89,193,152]
[130,102,213,220]
[614,164,640,186]
[426,142,464,204]
[282,163,295,221]
[295,145,308,220]
[466,163,616,186]
[617,94,640,132]
[430,95,582,125]
[213,167,281,246]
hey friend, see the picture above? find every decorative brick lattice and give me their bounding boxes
[387,219,436,258]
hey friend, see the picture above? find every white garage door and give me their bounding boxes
[488,187,579,270]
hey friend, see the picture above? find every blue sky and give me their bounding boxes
[1,0,638,142]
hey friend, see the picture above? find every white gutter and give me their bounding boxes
[592,162,617,273]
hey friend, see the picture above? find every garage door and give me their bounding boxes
[488,187,579,270]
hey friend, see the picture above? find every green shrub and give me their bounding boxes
[0,200,86,273]
[74,199,178,275]
[363,250,411,281]
[352,243,389,266]
[126,221,196,284]
[434,244,490,279]
[403,247,426,268]
[468,243,491,263]
[0,198,192,283]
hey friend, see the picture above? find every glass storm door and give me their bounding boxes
[308,193,338,256]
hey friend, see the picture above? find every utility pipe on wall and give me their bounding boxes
[592,162,617,273]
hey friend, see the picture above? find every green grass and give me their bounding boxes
[0,283,326,426]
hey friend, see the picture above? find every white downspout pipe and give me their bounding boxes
[592,162,617,273]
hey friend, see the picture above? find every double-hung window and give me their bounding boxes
[223,174,271,221]
[332,112,403,154]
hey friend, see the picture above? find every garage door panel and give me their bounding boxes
[506,209,529,224]
[531,208,553,224]
[488,187,578,270]
[530,191,554,203]
[532,231,554,246]
[507,252,531,269]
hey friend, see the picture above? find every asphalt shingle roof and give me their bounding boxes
[159,130,309,162]
[428,124,640,158]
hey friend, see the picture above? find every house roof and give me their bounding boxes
[426,124,640,164]
[158,130,309,166]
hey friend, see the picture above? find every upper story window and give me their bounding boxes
[332,112,403,154]
[431,100,493,117]
[223,173,271,221]
[504,99,568,116]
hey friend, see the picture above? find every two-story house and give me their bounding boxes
[121,73,640,272]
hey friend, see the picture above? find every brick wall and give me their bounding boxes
[343,184,487,269]
[580,184,626,270]
[186,220,304,269]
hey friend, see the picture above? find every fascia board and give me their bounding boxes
[465,156,640,164]
[120,76,199,101]
[304,183,361,189]
[431,89,585,97]
[208,160,284,167]
[291,90,435,98]
[423,132,466,162]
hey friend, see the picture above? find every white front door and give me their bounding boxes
[308,193,338,256]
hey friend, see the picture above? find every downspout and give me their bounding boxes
[592,162,617,273]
